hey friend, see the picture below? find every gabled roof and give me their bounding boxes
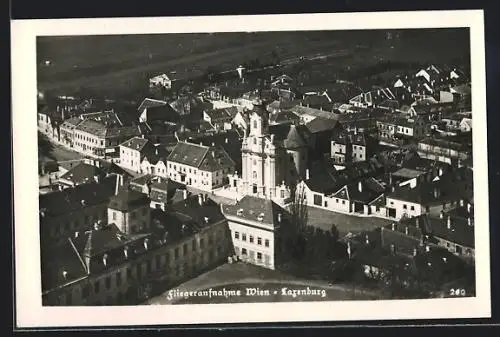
[60,117,83,129]
[120,136,154,152]
[222,195,286,229]
[39,176,118,218]
[59,162,105,185]
[427,215,474,248]
[138,98,167,112]
[305,117,340,134]
[204,107,238,121]
[167,141,235,171]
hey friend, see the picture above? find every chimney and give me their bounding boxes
[123,247,129,259]
[270,134,275,143]
[102,254,108,266]
[413,247,418,257]
[415,217,420,229]
[93,222,100,231]
[439,167,443,176]
[425,245,430,252]
[365,234,369,245]
[93,175,100,183]
[391,223,396,231]
[305,169,310,180]
[277,213,282,223]
[390,244,395,255]
[74,231,79,238]
[225,138,228,144]
[358,181,363,193]
[459,199,464,207]
[405,226,409,235]
[183,189,188,200]
[144,238,149,250]
[467,203,471,213]
[347,241,352,259]
[440,210,444,219]
[447,215,451,229]
[198,194,204,206]
[62,270,68,280]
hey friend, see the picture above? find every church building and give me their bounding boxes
[228,105,311,203]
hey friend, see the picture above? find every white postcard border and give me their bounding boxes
[11,10,491,328]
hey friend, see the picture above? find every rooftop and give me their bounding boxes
[108,186,150,212]
[222,195,287,229]
[167,141,235,171]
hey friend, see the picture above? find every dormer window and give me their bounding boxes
[257,213,265,221]
[237,208,244,216]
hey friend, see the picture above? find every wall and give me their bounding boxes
[42,203,108,248]
[120,147,141,172]
[43,220,232,306]
[385,197,423,220]
[227,219,276,269]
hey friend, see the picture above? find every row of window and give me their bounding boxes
[233,231,270,247]
[75,133,105,146]
[235,247,271,264]
[313,194,346,207]
[50,209,107,238]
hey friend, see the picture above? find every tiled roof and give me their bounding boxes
[303,159,344,194]
[108,186,150,212]
[427,215,474,248]
[120,136,153,152]
[222,195,287,228]
[305,117,340,134]
[392,168,426,179]
[290,105,341,120]
[59,162,105,185]
[60,117,83,129]
[167,141,235,171]
[418,137,466,152]
[269,110,300,125]
[138,98,167,112]
[142,146,170,165]
[74,119,141,139]
[267,123,311,149]
[204,107,238,121]
[39,176,117,218]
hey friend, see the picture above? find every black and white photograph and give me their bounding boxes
[12,10,491,327]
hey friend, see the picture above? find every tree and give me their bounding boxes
[330,224,340,242]
[288,183,309,260]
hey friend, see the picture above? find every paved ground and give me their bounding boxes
[306,206,393,237]
[144,262,380,305]
[47,143,85,162]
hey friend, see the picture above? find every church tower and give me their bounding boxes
[241,107,281,199]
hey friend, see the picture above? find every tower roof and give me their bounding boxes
[108,187,150,212]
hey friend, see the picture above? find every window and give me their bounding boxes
[94,280,100,293]
[410,206,415,211]
[192,240,197,251]
[403,204,407,209]
[155,255,161,269]
[253,120,257,129]
[200,238,205,249]
[324,201,328,207]
[265,239,270,247]
[234,231,239,239]
[183,244,188,255]
[257,237,262,245]
[249,236,254,243]
[336,198,339,203]
[313,194,323,206]
[342,200,345,205]
[208,233,214,245]
[257,252,262,260]
[147,260,152,274]
[105,277,111,290]
[252,171,257,179]
[253,138,257,145]
[174,247,179,260]
[242,233,247,241]
[116,271,122,286]
[126,267,133,279]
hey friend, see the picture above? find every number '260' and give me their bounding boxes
[449,288,466,296]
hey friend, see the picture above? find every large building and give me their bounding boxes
[41,186,233,306]
[221,195,293,270]
[119,136,157,173]
[38,175,119,248]
[228,106,309,202]
[166,141,236,191]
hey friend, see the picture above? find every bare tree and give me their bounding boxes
[289,182,308,234]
